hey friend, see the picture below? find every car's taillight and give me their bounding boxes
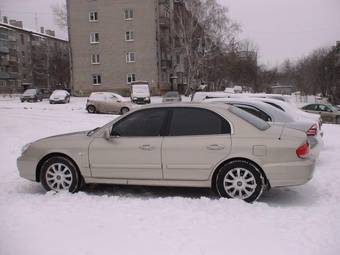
[306,124,318,136]
[296,142,310,158]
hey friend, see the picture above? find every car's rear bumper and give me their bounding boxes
[50,99,66,104]
[263,158,316,188]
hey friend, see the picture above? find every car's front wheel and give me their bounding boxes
[215,160,265,203]
[40,156,80,192]
[87,105,96,113]
[120,107,129,115]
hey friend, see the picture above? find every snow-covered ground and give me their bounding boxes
[0,97,339,255]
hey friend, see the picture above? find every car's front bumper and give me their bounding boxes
[50,99,66,104]
[263,158,316,188]
[17,155,38,181]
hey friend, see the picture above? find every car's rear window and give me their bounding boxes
[229,106,270,131]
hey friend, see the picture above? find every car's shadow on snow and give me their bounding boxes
[82,183,218,199]
[82,183,320,207]
[258,185,320,207]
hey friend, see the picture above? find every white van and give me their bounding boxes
[130,81,151,104]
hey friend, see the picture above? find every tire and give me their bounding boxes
[21,99,24,103]
[120,107,130,115]
[336,116,340,124]
[215,160,265,203]
[40,156,80,193]
[87,105,96,114]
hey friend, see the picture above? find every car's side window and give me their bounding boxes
[234,104,272,122]
[304,104,315,110]
[264,102,285,112]
[168,108,231,136]
[111,108,168,137]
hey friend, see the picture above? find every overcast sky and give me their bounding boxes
[1,0,339,67]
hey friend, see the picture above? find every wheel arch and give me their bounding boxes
[211,157,270,191]
[35,152,82,182]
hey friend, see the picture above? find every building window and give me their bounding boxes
[176,54,180,65]
[92,74,101,85]
[89,11,98,22]
[91,54,100,64]
[125,31,134,41]
[20,34,24,44]
[127,73,136,84]
[126,52,135,63]
[90,32,99,43]
[124,8,134,20]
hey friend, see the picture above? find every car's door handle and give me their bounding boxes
[207,144,225,150]
[139,144,154,151]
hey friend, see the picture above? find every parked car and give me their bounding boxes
[86,92,132,114]
[130,81,151,104]
[204,98,322,158]
[301,103,340,124]
[17,103,316,202]
[20,88,44,102]
[162,91,182,103]
[49,90,70,104]
[251,98,323,136]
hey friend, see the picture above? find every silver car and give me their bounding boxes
[86,92,132,114]
[17,103,315,202]
[204,98,322,157]
[162,91,182,103]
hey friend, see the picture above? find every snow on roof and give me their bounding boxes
[0,22,67,42]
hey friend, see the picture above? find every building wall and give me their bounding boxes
[68,0,160,96]
[0,23,70,93]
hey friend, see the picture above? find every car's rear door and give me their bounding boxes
[162,107,232,181]
[89,108,168,179]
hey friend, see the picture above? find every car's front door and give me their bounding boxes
[89,108,168,179]
[162,107,232,181]
[317,104,335,123]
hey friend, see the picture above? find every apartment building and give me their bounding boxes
[68,0,187,96]
[0,18,70,93]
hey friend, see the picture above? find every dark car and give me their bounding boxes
[20,88,44,102]
[301,103,340,124]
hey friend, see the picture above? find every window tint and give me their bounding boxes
[235,105,272,122]
[111,109,167,137]
[169,108,230,136]
[229,106,270,131]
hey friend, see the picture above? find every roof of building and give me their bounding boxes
[0,22,68,43]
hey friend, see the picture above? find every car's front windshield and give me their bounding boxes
[23,89,36,95]
[52,90,67,97]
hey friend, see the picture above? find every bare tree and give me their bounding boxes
[173,0,240,93]
[51,3,67,30]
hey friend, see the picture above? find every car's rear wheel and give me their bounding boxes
[87,105,96,113]
[120,107,129,115]
[40,156,80,192]
[215,160,265,203]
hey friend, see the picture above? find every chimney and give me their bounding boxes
[45,29,55,37]
[3,16,8,24]
[16,21,23,28]
[40,26,45,33]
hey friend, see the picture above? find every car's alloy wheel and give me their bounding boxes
[121,107,129,114]
[40,156,80,192]
[87,105,96,113]
[216,160,265,202]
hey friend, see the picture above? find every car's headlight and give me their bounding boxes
[21,143,31,154]
[133,97,137,100]
[145,97,150,100]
